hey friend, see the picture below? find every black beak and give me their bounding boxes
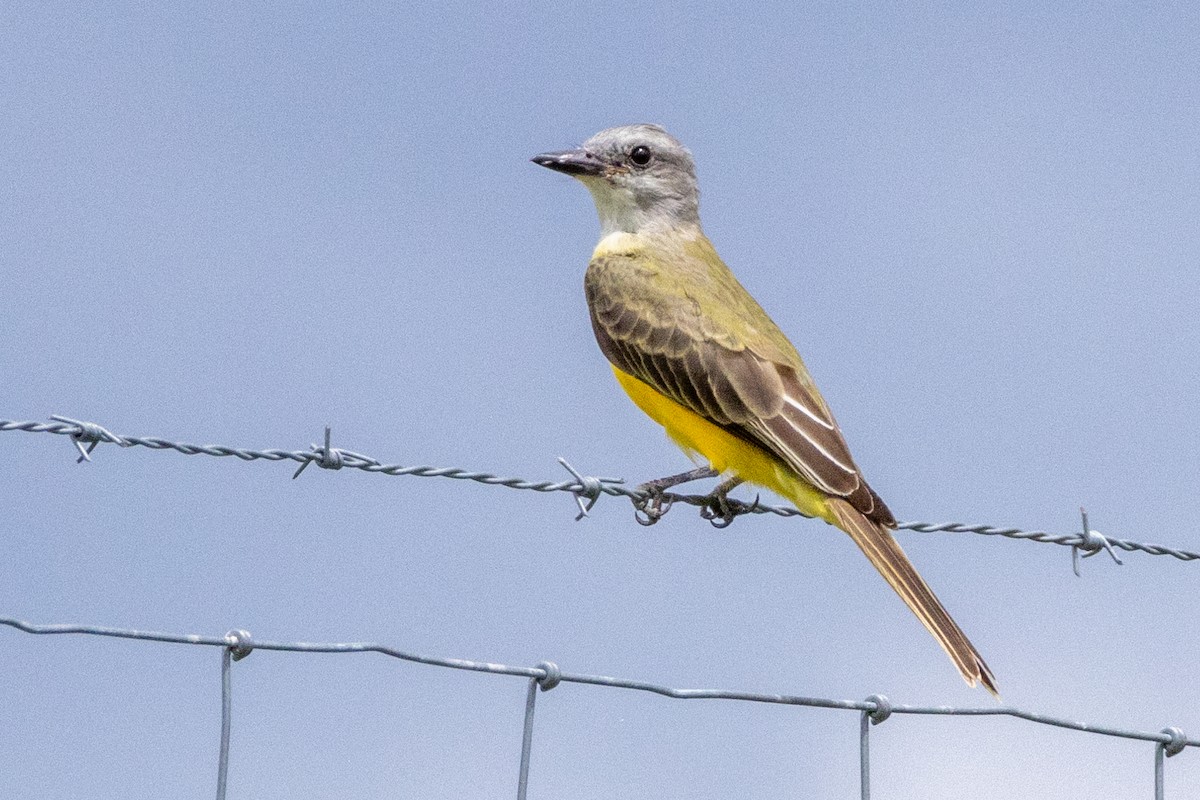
[531,148,606,177]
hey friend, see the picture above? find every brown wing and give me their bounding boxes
[586,253,894,526]
[586,250,999,693]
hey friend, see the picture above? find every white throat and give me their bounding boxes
[582,179,652,236]
[579,176,699,237]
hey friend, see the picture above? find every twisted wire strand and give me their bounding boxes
[0,615,1193,752]
[3,417,1197,563]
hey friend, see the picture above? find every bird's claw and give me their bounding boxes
[633,484,674,526]
[700,488,745,528]
[697,479,756,529]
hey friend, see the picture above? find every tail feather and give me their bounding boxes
[827,499,999,697]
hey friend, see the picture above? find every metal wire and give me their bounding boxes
[217,647,232,800]
[860,709,872,800]
[516,677,538,800]
[859,694,892,800]
[0,616,1192,798]
[3,416,1198,565]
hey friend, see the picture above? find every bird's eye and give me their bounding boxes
[630,145,652,166]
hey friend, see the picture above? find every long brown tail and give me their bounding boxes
[827,498,999,696]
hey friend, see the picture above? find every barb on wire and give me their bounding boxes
[1072,507,1123,577]
[291,426,381,479]
[3,416,1198,565]
[557,457,623,520]
[48,415,129,462]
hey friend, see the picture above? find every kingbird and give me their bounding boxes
[533,123,997,694]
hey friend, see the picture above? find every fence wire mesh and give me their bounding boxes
[3,415,1198,798]
[0,616,1193,800]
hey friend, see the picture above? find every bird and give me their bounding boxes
[532,123,997,695]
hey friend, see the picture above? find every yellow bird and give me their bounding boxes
[533,123,997,694]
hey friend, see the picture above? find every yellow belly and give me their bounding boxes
[612,365,833,522]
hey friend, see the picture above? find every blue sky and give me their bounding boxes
[3,3,1199,798]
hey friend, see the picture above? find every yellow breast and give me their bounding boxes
[611,365,832,522]
[592,230,644,258]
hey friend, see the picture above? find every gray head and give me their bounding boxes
[532,124,700,236]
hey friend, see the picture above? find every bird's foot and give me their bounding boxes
[633,466,718,526]
[633,486,673,526]
[698,477,748,529]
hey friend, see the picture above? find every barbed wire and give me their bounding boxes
[3,415,1198,571]
[0,616,1191,800]
[4,418,1198,797]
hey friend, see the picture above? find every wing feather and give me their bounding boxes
[584,250,985,690]
[585,253,894,525]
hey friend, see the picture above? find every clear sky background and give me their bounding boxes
[3,3,1199,798]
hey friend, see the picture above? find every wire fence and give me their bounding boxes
[2,415,1198,573]
[3,414,1198,798]
[0,616,1193,800]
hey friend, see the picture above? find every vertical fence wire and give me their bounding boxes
[859,710,871,800]
[217,646,233,800]
[516,662,561,800]
[859,695,891,800]
[1156,741,1166,800]
[516,677,540,800]
[217,630,252,800]
[1156,728,1188,800]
